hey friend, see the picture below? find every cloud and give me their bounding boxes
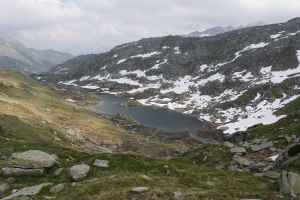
[0,0,299,55]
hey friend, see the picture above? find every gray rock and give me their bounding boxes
[265,171,280,179]
[214,164,224,169]
[0,183,52,200]
[278,171,300,196]
[224,141,234,148]
[93,159,109,167]
[227,164,239,171]
[50,183,65,193]
[53,168,63,176]
[269,147,277,152]
[53,137,61,142]
[205,181,216,186]
[230,147,247,154]
[233,155,250,166]
[70,164,90,181]
[251,141,274,152]
[43,196,56,200]
[253,139,265,144]
[2,167,45,177]
[173,191,183,198]
[285,135,292,143]
[131,187,148,193]
[262,165,273,172]
[0,184,9,194]
[9,150,56,169]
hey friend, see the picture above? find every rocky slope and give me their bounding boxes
[35,17,300,134]
[0,36,73,74]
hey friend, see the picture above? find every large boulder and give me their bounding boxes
[9,150,56,169]
[278,171,300,197]
[70,164,90,181]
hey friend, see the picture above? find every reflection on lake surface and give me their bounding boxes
[87,95,204,132]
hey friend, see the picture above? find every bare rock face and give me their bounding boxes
[9,150,56,169]
[278,171,300,197]
[70,164,90,181]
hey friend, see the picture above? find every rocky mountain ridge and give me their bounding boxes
[186,21,265,37]
[35,17,300,134]
[0,36,73,74]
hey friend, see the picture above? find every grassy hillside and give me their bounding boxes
[0,69,187,157]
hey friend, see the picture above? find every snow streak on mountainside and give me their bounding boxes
[35,18,300,134]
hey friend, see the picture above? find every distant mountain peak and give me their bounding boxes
[0,35,73,74]
[186,21,265,37]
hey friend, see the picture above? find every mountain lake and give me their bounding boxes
[86,95,204,132]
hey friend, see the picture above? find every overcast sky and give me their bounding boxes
[1,0,300,55]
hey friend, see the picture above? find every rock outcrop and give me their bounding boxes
[278,171,300,197]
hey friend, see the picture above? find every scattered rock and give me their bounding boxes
[262,165,273,172]
[251,141,274,152]
[67,129,76,136]
[2,167,45,177]
[205,181,216,186]
[140,175,151,180]
[70,164,90,181]
[1,183,52,200]
[131,187,148,193]
[50,183,65,194]
[214,164,224,169]
[9,150,56,169]
[233,155,250,166]
[224,141,234,148]
[275,143,300,169]
[0,184,9,193]
[230,147,247,154]
[173,191,183,198]
[265,171,280,179]
[53,137,61,142]
[278,171,300,196]
[43,196,56,200]
[227,164,239,171]
[53,168,63,176]
[93,159,109,167]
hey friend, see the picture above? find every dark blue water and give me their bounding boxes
[87,95,204,132]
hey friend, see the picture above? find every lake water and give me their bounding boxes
[87,95,204,132]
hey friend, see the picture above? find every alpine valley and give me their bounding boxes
[35,18,300,134]
[0,18,300,200]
